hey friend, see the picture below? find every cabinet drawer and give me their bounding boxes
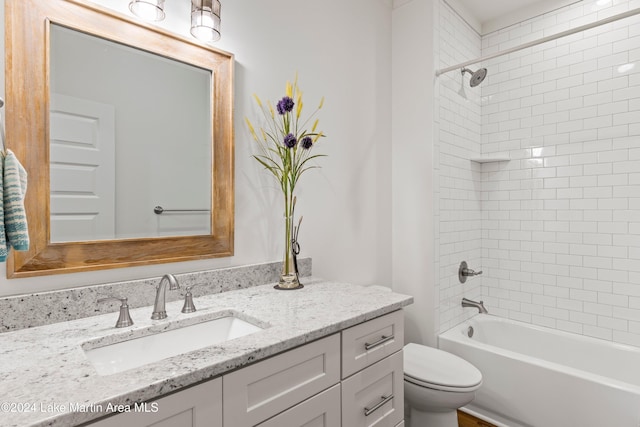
[87,377,222,427]
[342,310,404,378]
[223,334,340,427]
[341,350,404,427]
[256,384,341,427]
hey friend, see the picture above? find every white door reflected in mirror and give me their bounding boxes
[50,94,116,242]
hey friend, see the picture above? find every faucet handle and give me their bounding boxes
[181,286,197,313]
[459,261,483,283]
[97,296,134,328]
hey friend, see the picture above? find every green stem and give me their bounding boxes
[283,185,292,274]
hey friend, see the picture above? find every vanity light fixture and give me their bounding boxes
[190,0,222,42]
[128,0,166,22]
[128,0,222,42]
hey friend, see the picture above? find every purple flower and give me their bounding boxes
[283,133,297,148]
[301,136,313,149]
[276,96,295,115]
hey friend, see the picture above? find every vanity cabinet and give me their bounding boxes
[342,309,404,377]
[341,310,405,427]
[224,310,404,427]
[342,351,404,426]
[87,310,404,427]
[87,377,222,427]
[255,384,341,427]
[223,334,340,426]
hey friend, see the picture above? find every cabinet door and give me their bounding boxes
[87,377,222,427]
[256,384,341,427]
[395,421,405,427]
[342,310,404,378]
[223,334,340,427]
[341,351,404,427]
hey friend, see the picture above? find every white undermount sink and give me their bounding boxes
[84,315,264,375]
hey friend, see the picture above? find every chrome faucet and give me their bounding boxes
[151,274,180,320]
[461,297,488,314]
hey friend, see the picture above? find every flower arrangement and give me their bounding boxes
[245,76,326,289]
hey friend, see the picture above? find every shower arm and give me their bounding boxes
[435,7,640,77]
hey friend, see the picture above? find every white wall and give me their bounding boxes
[480,0,640,346]
[392,0,438,346]
[0,0,393,296]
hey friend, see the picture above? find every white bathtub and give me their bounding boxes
[439,315,640,427]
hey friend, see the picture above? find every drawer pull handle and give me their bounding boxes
[364,334,394,350]
[364,394,394,416]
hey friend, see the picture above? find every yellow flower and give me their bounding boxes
[311,119,319,132]
[286,81,293,98]
[245,117,258,141]
[318,96,325,109]
[313,131,324,142]
[252,93,263,108]
[292,72,300,98]
[296,93,303,119]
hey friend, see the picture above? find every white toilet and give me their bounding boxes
[404,343,482,427]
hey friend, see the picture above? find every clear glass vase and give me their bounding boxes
[278,214,300,289]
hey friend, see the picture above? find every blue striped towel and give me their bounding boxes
[0,154,6,261]
[3,150,29,252]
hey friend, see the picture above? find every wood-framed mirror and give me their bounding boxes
[5,0,234,278]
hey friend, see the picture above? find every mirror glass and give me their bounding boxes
[49,24,212,242]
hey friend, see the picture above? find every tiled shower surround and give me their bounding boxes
[436,0,640,346]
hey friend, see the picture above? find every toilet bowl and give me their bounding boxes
[404,343,482,427]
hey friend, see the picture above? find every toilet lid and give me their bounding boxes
[404,343,482,391]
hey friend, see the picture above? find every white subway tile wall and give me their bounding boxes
[478,0,640,346]
[435,1,484,333]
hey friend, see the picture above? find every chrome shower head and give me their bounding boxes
[461,67,487,87]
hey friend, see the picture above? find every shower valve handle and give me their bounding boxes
[459,261,482,283]
[462,267,482,276]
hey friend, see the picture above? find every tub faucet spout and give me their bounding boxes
[151,274,180,320]
[462,297,488,314]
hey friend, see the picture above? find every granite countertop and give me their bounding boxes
[0,278,412,427]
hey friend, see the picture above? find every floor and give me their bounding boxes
[458,410,498,427]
